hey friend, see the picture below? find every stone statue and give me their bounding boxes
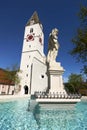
[47,28,59,64]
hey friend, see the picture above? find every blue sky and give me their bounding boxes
[0,0,86,82]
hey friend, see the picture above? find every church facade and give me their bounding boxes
[19,12,48,95]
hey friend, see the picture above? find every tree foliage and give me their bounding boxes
[81,65,87,81]
[64,83,76,93]
[5,64,20,85]
[68,73,83,92]
[70,5,87,63]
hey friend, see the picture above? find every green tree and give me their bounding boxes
[68,73,83,93]
[81,65,87,82]
[70,5,87,63]
[5,64,21,94]
[70,5,87,81]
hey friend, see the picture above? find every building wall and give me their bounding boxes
[19,21,46,95]
[31,58,48,95]
[19,51,46,95]
[0,84,14,95]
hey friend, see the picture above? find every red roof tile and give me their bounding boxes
[0,68,15,85]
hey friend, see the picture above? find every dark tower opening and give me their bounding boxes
[24,85,28,94]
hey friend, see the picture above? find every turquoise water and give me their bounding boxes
[0,99,87,130]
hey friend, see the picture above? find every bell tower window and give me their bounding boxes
[29,45,31,48]
[30,28,33,33]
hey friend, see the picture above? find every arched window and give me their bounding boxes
[30,28,33,33]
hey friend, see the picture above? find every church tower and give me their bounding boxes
[19,12,47,95]
[22,11,44,56]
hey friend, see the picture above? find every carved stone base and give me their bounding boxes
[48,62,66,94]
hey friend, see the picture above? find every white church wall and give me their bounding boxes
[20,51,45,71]
[31,58,47,95]
[19,50,46,95]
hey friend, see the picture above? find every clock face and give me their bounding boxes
[26,34,34,42]
[25,33,43,45]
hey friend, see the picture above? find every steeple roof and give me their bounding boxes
[26,11,40,26]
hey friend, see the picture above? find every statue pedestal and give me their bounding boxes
[48,62,66,93]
